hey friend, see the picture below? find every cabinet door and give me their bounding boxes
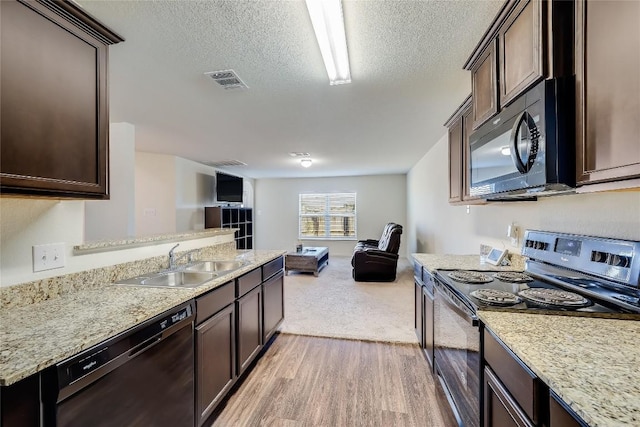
[196,304,235,426]
[422,286,434,370]
[263,271,284,343]
[484,367,535,427]
[237,285,262,375]
[471,40,499,129]
[0,0,121,199]
[549,391,587,427]
[448,115,463,203]
[0,374,40,427]
[414,279,423,345]
[576,0,640,186]
[499,0,544,107]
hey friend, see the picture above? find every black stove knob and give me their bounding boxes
[610,255,630,268]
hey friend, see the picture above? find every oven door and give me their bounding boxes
[434,278,480,427]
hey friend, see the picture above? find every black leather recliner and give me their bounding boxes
[351,223,403,282]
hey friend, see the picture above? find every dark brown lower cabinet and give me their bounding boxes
[0,374,40,427]
[237,285,262,375]
[262,271,284,343]
[195,304,235,427]
[414,279,423,345]
[549,391,587,427]
[422,284,434,369]
[484,367,534,427]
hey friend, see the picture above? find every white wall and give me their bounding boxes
[175,157,216,232]
[407,132,640,255]
[255,175,407,256]
[135,152,177,236]
[0,196,234,287]
[85,123,136,240]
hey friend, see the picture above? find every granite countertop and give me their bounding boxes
[411,253,525,272]
[0,249,285,386]
[73,228,236,254]
[479,311,640,427]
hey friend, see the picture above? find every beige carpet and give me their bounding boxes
[279,256,418,344]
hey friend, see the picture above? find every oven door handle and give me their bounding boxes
[435,280,478,326]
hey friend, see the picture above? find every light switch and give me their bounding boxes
[33,243,66,272]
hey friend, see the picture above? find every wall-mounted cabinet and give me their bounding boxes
[0,0,123,199]
[464,0,572,130]
[205,207,253,250]
[575,0,640,191]
[445,96,485,205]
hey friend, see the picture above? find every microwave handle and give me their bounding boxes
[510,111,540,173]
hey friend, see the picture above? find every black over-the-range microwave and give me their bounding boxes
[468,77,575,200]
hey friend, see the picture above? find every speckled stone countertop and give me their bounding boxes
[479,311,640,427]
[411,253,525,272]
[0,249,285,386]
[73,228,236,254]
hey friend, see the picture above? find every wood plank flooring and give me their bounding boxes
[211,334,457,427]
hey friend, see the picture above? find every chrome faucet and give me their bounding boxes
[168,244,200,270]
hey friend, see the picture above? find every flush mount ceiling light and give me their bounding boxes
[305,0,351,85]
[300,158,313,168]
[501,146,511,156]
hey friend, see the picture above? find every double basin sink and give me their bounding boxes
[115,260,247,288]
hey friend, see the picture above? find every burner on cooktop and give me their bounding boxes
[471,289,522,306]
[494,271,533,283]
[448,271,493,284]
[518,288,591,308]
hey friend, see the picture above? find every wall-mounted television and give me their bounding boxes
[216,172,243,203]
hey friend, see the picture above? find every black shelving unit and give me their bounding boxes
[205,206,253,249]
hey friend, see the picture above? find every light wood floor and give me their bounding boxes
[211,334,457,427]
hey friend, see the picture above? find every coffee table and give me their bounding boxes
[285,247,329,276]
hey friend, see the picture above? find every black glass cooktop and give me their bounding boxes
[434,269,638,316]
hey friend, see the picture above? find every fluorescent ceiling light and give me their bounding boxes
[305,0,351,85]
[300,158,313,168]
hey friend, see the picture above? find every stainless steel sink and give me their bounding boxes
[184,260,246,273]
[115,271,217,288]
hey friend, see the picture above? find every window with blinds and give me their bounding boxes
[299,193,357,240]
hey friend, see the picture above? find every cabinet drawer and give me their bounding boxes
[237,268,262,297]
[262,256,284,281]
[484,328,540,423]
[196,281,234,325]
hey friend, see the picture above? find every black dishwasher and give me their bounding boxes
[43,301,195,427]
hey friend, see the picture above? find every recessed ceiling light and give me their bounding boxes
[289,152,311,157]
[300,158,313,168]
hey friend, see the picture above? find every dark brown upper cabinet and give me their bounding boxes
[498,0,543,107]
[465,0,572,130]
[575,0,640,191]
[471,41,499,129]
[445,96,485,205]
[0,0,123,199]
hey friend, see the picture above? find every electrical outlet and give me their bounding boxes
[33,243,66,272]
[507,223,520,246]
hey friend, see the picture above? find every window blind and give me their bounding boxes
[299,193,356,240]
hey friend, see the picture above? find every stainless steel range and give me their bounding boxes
[432,230,640,427]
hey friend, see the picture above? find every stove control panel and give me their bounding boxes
[523,230,640,288]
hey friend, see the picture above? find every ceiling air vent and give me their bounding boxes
[204,160,247,167]
[204,69,248,90]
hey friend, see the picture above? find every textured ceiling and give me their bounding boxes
[78,0,503,178]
